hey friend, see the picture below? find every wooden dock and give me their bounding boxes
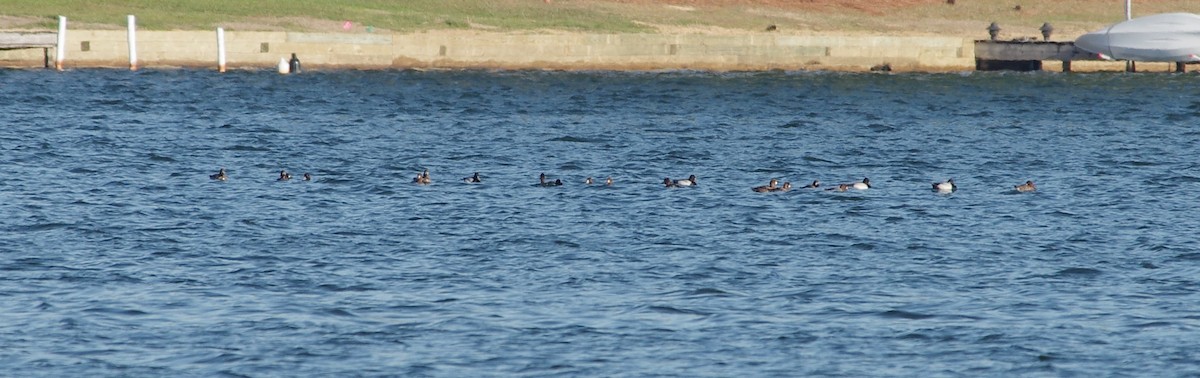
[975,40,1191,72]
[0,32,56,68]
[975,40,1098,71]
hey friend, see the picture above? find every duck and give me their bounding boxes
[585,177,594,185]
[303,172,312,181]
[605,177,613,186]
[277,170,292,181]
[663,177,676,188]
[932,178,956,193]
[210,168,228,181]
[770,182,793,192]
[538,173,562,187]
[463,172,482,183]
[1015,180,1036,192]
[752,178,779,193]
[827,183,851,192]
[413,169,431,185]
[674,174,697,187]
[801,180,821,189]
[852,177,871,190]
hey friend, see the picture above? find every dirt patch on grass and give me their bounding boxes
[0,15,49,30]
[600,0,945,15]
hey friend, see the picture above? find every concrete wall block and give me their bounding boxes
[0,49,48,62]
[286,32,391,45]
[1,29,977,70]
[299,43,392,56]
[829,46,921,59]
[677,35,756,46]
[226,53,278,65]
[229,32,288,42]
[587,45,671,57]
[604,34,669,45]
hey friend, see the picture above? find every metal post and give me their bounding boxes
[127,15,138,71]
[216,27,226,73]
[55,16,66,71]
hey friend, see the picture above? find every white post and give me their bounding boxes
[127,15,138,71]
[216,27,226,73]
[1125,0,1133,72]
[55,16,66,71]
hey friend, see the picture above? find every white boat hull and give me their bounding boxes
[1074,13,1200,62]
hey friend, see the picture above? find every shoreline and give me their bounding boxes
[0,29,971,72]
[0,29,1147,73]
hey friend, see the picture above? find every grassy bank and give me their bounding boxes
[2,0,649,33]
[2,0,1198,39]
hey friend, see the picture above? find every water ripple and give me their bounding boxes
[2,69,1199,376]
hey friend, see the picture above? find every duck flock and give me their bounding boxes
[209,167,1038,194]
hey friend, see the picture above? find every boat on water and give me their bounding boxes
[1074,13,1200,62]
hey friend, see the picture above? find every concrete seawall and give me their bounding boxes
[0,30,975,71]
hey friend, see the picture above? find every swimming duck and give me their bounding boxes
[752,178,779,193]
[605,177,613,186]
[852,177,871,190]
[538,173,563,187]
[770,182,793,192]
[585,177,594,185]
[413,169,431,185]
[802,180,821,189]
[674,174,697,187]
[827,183,851,192]
[303,172,312,181]
[932,178,956,193]
[1015,180,1036,192]
[277,170,292,181]
[663,177,676,188]
[463,172,482,183]
[210,168,228,181]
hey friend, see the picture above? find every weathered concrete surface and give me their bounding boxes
[974,40,1096,61]
[0,30,975,71]
[0,32,55,49]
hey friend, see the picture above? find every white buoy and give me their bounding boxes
[216,27,226,73]
[277,57,289,74]
[127,15,138,71]
[55,16,66,71]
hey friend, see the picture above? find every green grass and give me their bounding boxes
[2,0,1198,37]
[0,0,651,32]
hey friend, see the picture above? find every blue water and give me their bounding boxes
[3,68,1200,376]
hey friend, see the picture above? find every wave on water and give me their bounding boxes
[2,69,1199,376]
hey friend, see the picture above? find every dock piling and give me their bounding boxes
[55,16,66,71]
[127,15,138,71]
[216,27,226,73]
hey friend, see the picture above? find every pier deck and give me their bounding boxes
[0,32,56,68]
[974,40,1192,72]
[974,40,1099,71]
